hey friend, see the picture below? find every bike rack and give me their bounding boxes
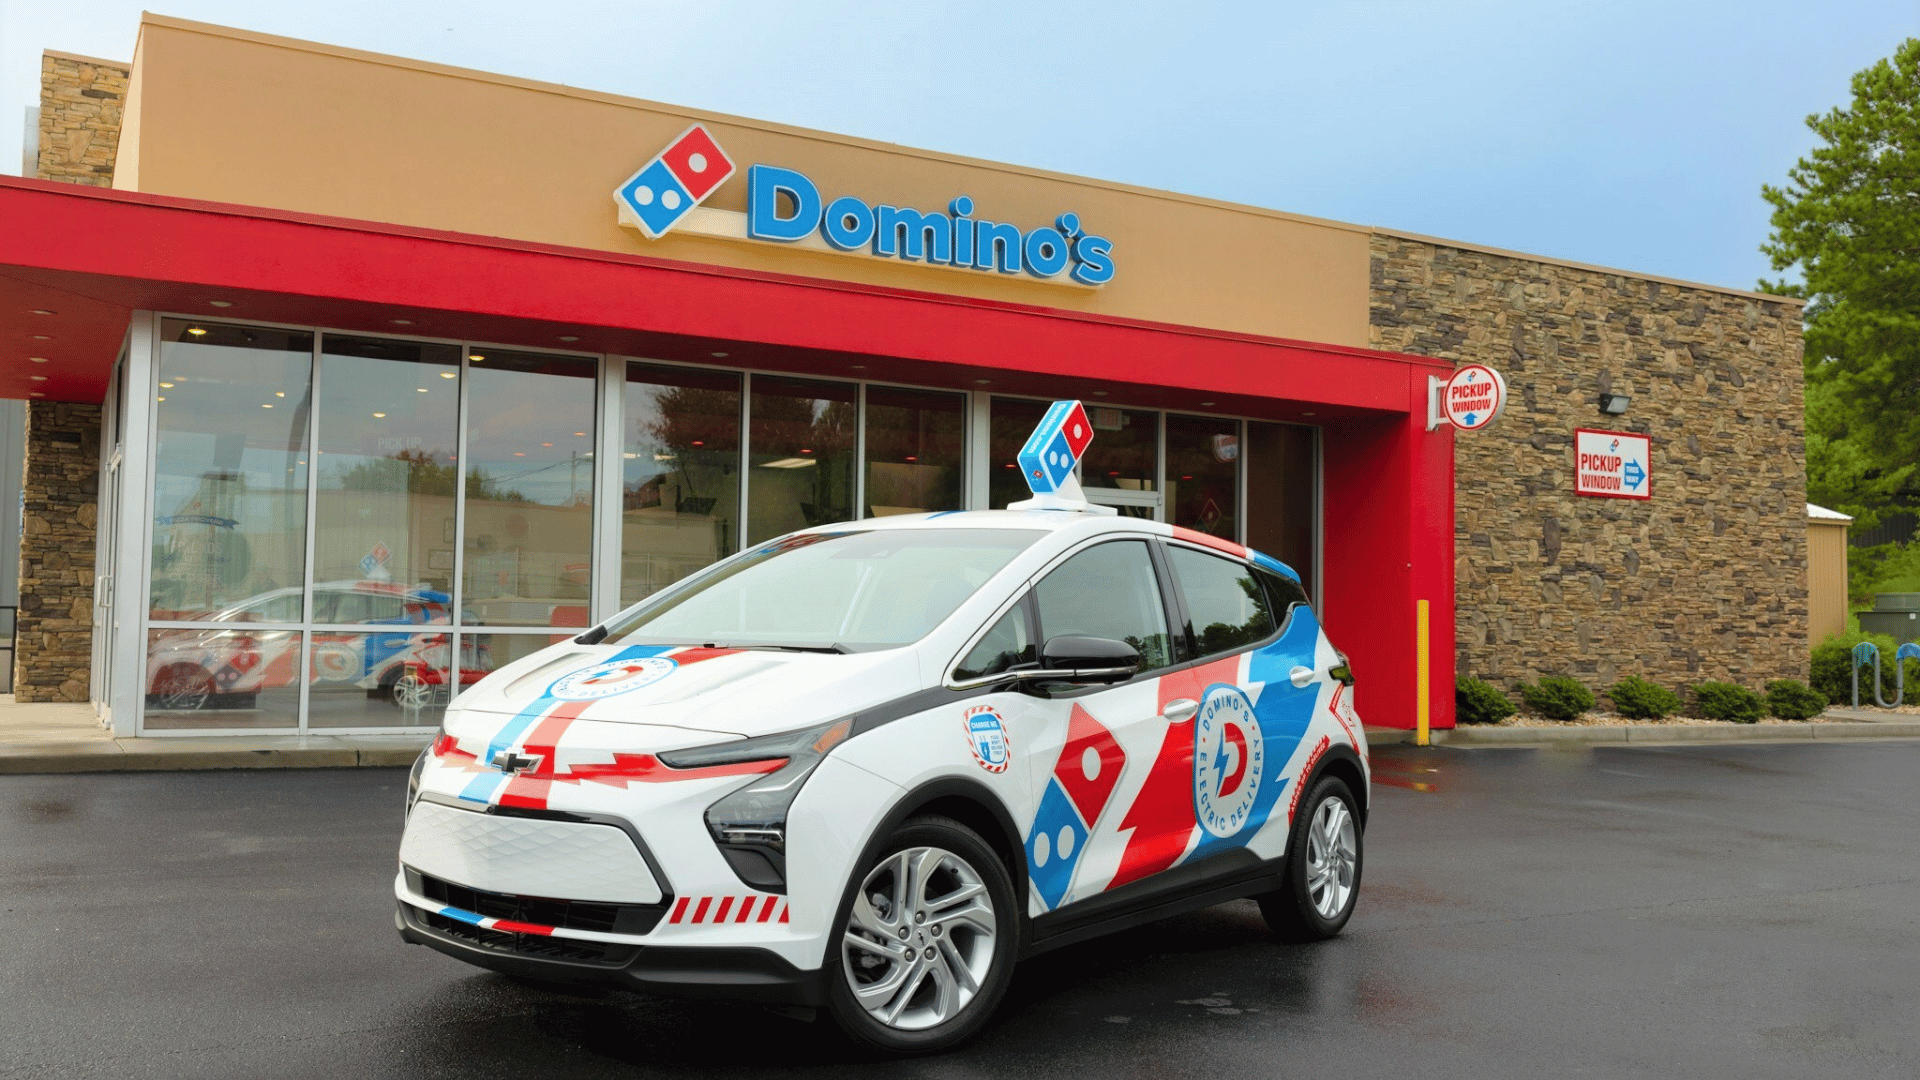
[1851,641,1920,707]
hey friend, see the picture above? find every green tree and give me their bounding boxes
[1761,38,1920,558]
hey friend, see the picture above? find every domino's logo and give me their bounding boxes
[1017,400,1095,495]
[614,124,736,240]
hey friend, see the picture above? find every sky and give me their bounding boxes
[0,0,1914,293]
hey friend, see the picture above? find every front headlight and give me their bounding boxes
[657,718,852,891]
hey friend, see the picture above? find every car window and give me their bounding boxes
[954,601,1035,681]
[1033,540,1172,671]
[1168,546,1275,658]
[223,592,300,623]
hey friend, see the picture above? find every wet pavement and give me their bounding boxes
[4,741,1918,1079]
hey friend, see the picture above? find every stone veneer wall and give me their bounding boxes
[1369,234,1809,695]
[34,52,128,187]
[16,404,101,702]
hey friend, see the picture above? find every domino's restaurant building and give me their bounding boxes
[5,16,1468,737]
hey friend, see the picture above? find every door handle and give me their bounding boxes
[1161,698,1199,723]
[1290,666,1317,687]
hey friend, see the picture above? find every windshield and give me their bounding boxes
[605,528,1045,651]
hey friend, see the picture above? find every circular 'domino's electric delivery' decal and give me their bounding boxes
[548,657,678,701]
[965,705,1011,773]
[1193,683,1265,838]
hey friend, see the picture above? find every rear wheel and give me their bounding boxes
[1258,775,1363,941]
[825,815,1016,1054]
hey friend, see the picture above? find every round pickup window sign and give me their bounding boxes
[1443,365,1506,431]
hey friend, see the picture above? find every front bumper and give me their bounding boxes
[395,896,824,1005]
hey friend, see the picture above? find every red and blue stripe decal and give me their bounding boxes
[436,904,556,937]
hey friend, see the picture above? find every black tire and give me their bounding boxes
[824,815,1018,1054]
[1257,775,1363,942]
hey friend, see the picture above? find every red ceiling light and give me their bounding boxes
[30,309,55,316]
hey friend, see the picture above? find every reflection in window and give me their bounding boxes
[151,320,312,621]
[864,386,963,517]
[1033,541,1171,670]
[306,629,473,729]
[1166,413,1239,539]
[1167,546,1273,657]
[954,603,1035,681]
[463,350,597,628]
[144,627,300,730]
[314,335,461,599]
[623,363,740,606]
[747,376,855,545]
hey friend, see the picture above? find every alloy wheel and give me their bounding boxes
[1305,795,1357,919]
[840,845,998,1031]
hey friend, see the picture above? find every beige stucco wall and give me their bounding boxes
[117,14,1372,347]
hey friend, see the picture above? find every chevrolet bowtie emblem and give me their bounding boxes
[491,750,540,774]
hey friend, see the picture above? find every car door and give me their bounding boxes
[1015,538,1181,915]
[1160,542,1317,865]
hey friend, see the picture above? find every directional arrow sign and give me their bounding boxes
[1575,429,1651,500]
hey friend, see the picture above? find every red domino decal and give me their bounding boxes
[1110,656,1241,890]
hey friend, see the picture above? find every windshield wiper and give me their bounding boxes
[704,641,851,654]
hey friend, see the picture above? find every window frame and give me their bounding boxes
[1023,535,1182,684]
[1159,538,1311,666]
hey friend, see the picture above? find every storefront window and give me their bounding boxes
[988,396,1048,511]
[623,363,740,606]
[461,350,597,628]
[150,320,313,621]
[143,627,301,730]
[747,376,855,545]
[864,386,964,516]
[1166,413,1239,539]
[1079,406,1157,492]
[1246,421,1317,597]
[314,335,461,599]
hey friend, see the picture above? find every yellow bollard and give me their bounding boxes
[1416,598,1430,747]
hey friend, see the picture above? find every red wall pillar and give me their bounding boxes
[1318,367,1456,730]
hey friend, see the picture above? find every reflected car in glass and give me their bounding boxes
[395,513,1368,1053]
[147,581,492,712]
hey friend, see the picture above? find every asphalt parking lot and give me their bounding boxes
[4,741,1918,1079]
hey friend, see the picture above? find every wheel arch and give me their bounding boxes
[856,776,1031,936]
[1306,745,1369,827]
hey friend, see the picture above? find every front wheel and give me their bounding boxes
[825,815,1017,1054]
[1258,775,1363,941]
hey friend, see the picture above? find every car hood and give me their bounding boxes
[445,641,926,738]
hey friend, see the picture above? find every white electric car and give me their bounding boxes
[397,405,1367,1053]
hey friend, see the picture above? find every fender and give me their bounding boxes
[833,774,1032,952]
[1300,743,1369,825]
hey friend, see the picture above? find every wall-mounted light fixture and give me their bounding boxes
[1597,392,1631,415]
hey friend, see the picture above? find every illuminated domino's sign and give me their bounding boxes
[614,126,1115,288]
[1008,400,1114,514]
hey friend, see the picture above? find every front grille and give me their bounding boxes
[414,870,666,935]
[423,911,640,966]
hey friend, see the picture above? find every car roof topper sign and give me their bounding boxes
[1007,400,1115,514]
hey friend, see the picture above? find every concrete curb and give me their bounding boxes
[1418,718,1920,747]
[0,734,433,775]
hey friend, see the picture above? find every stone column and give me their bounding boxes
[16,403,101,702]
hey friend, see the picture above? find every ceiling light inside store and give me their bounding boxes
[29,334,49,341]
[468,355,483,362]
[156,396,165,402]
[187,327,207,336]
[29,392,43,397]
[762,457,818,469]
[30,309,54,316]
[1200,401,1215,407]
[373,412,386,418]
[160,382,174,388]
[1302,411,1315,417]
[391,319,414,326]
[29,375,46,381]
[29,357,47,363]
[1092,391,1108,397]
[541,442,553,447]
[710,351,728,358]
[276,391,285,397]
[208,300,233,308]
[441,372,457,378]
[417,388,428,393]
[558,335,580,342]
[261,403,272,408]
[574,432,586,437]
[974,378,992,385]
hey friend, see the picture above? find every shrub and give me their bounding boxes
[1766,679,1827,721]
[1517,675,1595,721]
[1456,675,1517,725]
[1608,675,1681,719]
[1693,681,1766,723]
[1809,628,1920,705]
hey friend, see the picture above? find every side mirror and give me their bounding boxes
[1035,635,1140,685]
